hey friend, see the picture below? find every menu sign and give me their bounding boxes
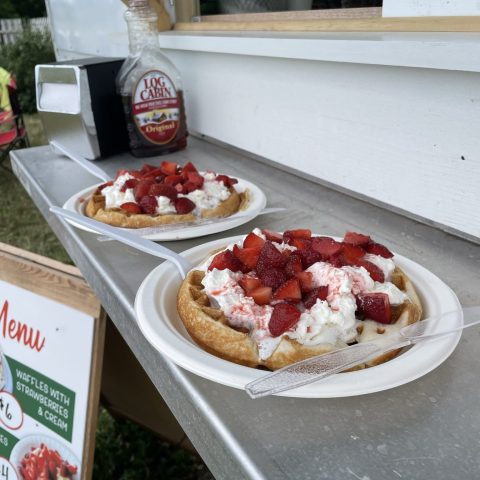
[0,244,104,480]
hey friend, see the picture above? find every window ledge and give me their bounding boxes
[159,30,480,73]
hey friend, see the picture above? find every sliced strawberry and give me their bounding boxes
[297,249,322,269]
[283,229,312,241]
[268,303,301,337]
[160,161,178,175]
[284,252,303,277]
[329,252,346,268]
[154,174,165,183]
[208,250,244,272]
[256,241,287,272]
[174,197,196,214]
[258,268,287,291]
[238,276,262,294]
[250,287,272,305]
[356,292,391,324]
[365,242,393,259]
[144,167,165,179]
[303,286,329,309]
[243,232,265,249]
[232,245,260,270]
[343,231,371,247]
[164,174,184,186]
[262,229,283,243]
[120,202,141,214]
[187,172,205,188]
[311,236,343,258]
[139,195,157,214]
[98,180,113,192]
[120,178,138,192]
[295,271,314,293]
[355,259,385,282]
[341,243,365,263]
[273,278,302,302]
[288,237,312,250]
[181,161,198,174]
[216,174,238,187]
[134,179,155,201]
[148,184,178,201]
[180,181,200,194]
[140,163,156,174]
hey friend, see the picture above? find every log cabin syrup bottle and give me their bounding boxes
[117,0,188,157]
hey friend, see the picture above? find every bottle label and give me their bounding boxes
[132,70,180,145]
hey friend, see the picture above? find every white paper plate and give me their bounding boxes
[10,434,80,478]
[62,178,267,241]
[134,235,462,398]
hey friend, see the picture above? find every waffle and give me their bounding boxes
[177,242,423,371]
[85,186,245,228]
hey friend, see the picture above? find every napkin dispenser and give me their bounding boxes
[35,57,128,160]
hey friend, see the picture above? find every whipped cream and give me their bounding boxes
[179,173,231,214]
[156,196,176,214]
[102,173,136,208]
[202,270,279,359]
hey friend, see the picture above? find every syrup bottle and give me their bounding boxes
[117,0,188,157]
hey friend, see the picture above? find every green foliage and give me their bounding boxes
[0,0,46,18]
[93,408,211,480]
[0,27,55,113]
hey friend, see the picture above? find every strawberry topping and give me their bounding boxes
[354,259,385,283]
[243,232,265,249]
[160,161,178,175]
[365,242,393,259]
[356,292,391,324]
[295,271,314,293]
[311,236,343,258]
[268,303,301,337]
[164,174,184,186]
[138,195,157,214]
[283,229,312,241]
[134,179,155,202]
[256,241,287,272]
[258,268,288,291]
[303,286,329,309]
[273,278,302,302]
[148,183,178,201]
[343,231,371,247]
[174,197,196,214]
[262,229,283,243]
[216,174,238,187]
[208,250,244,272]
[250,287,272,305]
[233,245,261,270]
[284,253,303,277]
[238,277,262,294]
[120,202,141,214]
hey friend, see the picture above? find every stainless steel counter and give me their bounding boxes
[11,138,480,480]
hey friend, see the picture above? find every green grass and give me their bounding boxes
[2,115,211,479]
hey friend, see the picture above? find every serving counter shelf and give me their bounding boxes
[11,137,480,480]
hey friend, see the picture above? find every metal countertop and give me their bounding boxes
[11,138,480,480]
